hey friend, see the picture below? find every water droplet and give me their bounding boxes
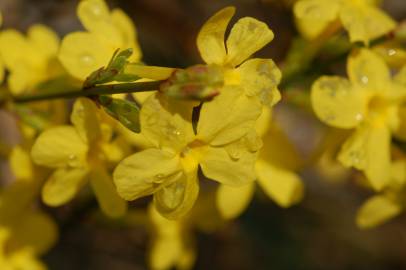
[388,49,396,56]
[355,113,363,121]
[153,174,166,183]
[226,147,242,160]
[68,154,76,160]
[80,54,94,66]
[360,76,369,85]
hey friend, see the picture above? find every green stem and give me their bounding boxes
[11,81,163,104]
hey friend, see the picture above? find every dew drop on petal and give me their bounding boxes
[80,54,95,67]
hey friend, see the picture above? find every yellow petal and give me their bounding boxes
[27,24,59,59]
[393,104,406,140]
[31,126,88,168]
[9,146,33,181]
[256,161,304,207]
[216,183,254,220]
[11,211,58,255]
[154,169,199,219]
[125,65,175,80]
[347,48,390,91]
[0,30,38,70]
[356,195,402,229]
[58,32,112,80]
[0,58,4,84]
[77,0,122,47]
[197,87,261,145]
[200,145,256,186]
[238,58,281,105]
[311,76,366,128]
[89,168,127,218]
[339,5,396,44]
[149,234,183,270]
[111,8,142,61]
[197,6,235,65]
[294,0,340,40]
[255,106,272,138]
[225,17,274,67]
[338,124,391,190]
[140,94,195,152]
[390,160,406,188]
[0,181,39,222]
[8,249,46,270]
[42,168,88,206]
[260,121,302,171]
[113,148,182,201]
[394,65,406,87]
[71,98,102,144]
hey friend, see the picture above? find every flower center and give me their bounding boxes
[367,95,391,125]
[180,140,207,173]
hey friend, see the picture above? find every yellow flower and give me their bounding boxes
[58,0,142,80]
[0,24,61,95]
[356,159,406,229]
[130,6,281,106]
[216,107,304,219]
[0,147,57,270]
[294,0,396,44]
[148,206,195,270]
[114,91,260,219]
[31,98,127,218]
[311,48,406,190]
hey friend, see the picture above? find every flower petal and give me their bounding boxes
[294,0,340,39]
[11,211,58,255]
[111,8,142,61]
[256,161,304,207]
[9,146,33,181]
[27,24,59,59]
[200,145,256,186]
[71,98,102,144]
[394,65,406,87]
[339,5,396,44]
[140,94,195,152]
[154,169,199,219]
[356,195,402,229]
[225,17,274,67]
[42,168,89,206]
[311,76,366,128]
[31,126,88,168]
[197,87,261,145]
[197,6,235,65]
[113,148,182,201]
[77,0,122,47]
[58,32,112,80]
[238,58,282,105]
[347,48,391,91]
[338,124,391,190]
[216,183,254,219]
[89,168,127,218]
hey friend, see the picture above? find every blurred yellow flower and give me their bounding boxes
[114,91,260,219]
[311,49,406,191]
[0,24,61,95]
[31,98,127,218]
[148,206,195,270]
[294,0,396,44]
[0,146,57,270]
[58,0,142,80]
[216,107,304,219]
[356,159,406,229]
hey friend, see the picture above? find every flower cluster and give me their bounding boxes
[0,0,404,269]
